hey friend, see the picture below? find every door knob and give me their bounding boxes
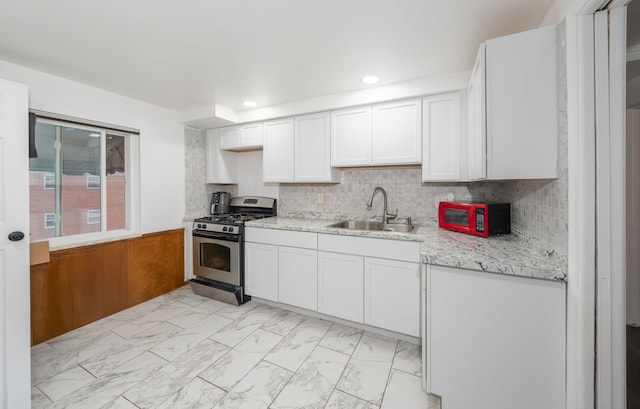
[8,231,25,241]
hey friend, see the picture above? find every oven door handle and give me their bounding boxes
[192,231,241,242]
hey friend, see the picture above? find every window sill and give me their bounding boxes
[33,230,141,252]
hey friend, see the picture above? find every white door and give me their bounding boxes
[0,79,31,408]
[317,251,363,323]
[371,98,422,165]
[244,242,278,302]
[263,118,295,182]
[363,257,420,337]
[421,93,462,182]
[278,246,317,311]
[331,106,372,167]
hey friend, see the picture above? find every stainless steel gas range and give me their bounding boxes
[190,196,277,305]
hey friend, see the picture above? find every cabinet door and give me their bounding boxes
[263,118,295,182]
[372,99,422,165]
[278,246,317,311]
[317,251,363,323]
[245,242,278,302]
[239,123,264,148]
[426,265,565,409]
[219,126,239,149]
[295,112,340,182]
[422,93,462,181]
[364,257,420,336]
[331,106,372,166]
[467,45,487,180]
[485,25,557,179]
[205,129,237,184]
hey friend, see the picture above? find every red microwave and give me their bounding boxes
[438,202,511,237]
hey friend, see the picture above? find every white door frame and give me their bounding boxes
[565,7,597,409]
[0,79,31,408]
[595,5,628,409]
[566,1,629,408]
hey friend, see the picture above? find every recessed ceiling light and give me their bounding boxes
[362,75,380,85]
[243,100,257,108]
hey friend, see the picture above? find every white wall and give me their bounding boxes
[0,59,185,234]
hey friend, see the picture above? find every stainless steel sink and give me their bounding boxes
[326,220,417,234]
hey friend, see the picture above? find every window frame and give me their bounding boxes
[30,116,141,249]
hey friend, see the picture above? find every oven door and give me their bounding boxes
[193,232,241,286]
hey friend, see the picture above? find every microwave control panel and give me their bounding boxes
[475,208,485,233]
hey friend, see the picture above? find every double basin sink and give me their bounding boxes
[325,220,417,234]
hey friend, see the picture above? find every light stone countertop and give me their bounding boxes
[244,216,567,282]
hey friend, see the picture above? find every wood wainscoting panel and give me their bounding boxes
[30,255,73,345]
[103,240,128,316]
[126,229,185,308]
[30,228,185,345]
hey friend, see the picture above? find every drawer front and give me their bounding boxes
[245,227,317,249]
[318,233,420,262]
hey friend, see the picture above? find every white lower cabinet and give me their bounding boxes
[244,242,278,302]
[245,228,422,337]
[425,264,565,409]
[364,257,420,337]
[278,246,317,311]
[317,251,364,323]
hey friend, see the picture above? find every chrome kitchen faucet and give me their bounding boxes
[366,186,397,224]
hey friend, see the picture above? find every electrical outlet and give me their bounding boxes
[317,192,325,205]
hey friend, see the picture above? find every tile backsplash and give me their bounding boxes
[184,126,236,218]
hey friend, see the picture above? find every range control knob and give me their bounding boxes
[228,227,234,233]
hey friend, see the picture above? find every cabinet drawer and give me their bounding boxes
[318,234,420,262]
[245,227,317,249]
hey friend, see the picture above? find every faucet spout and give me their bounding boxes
[366,187,397,224]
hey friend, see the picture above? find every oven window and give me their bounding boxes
[445,208,469,226]
[200,242,231,272]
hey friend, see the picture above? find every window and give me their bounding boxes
[43,173,55,189]
[87,175,100,189]
[87,209,101,225]
[29,116,137,242]
[44,213,55,229]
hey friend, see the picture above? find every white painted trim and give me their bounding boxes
[566,12,597,409]
[607,6,627,409]
[594,10,613,407]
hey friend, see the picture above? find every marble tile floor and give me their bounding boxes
[31,285,440,409]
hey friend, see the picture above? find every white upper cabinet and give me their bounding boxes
[263,118,295,182]
[372,99,422,165]
[467,45,487,180]
[205,129,237,184]
[331,98,422,167]
[262,113,340,183]
[331,106,372,166]
[422,92,464,181]
[469,25,558,180]
[219,123,263,151]
[295,112,341,182]
[219,126,238,149]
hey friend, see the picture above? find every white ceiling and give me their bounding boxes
[0,0,555,114]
